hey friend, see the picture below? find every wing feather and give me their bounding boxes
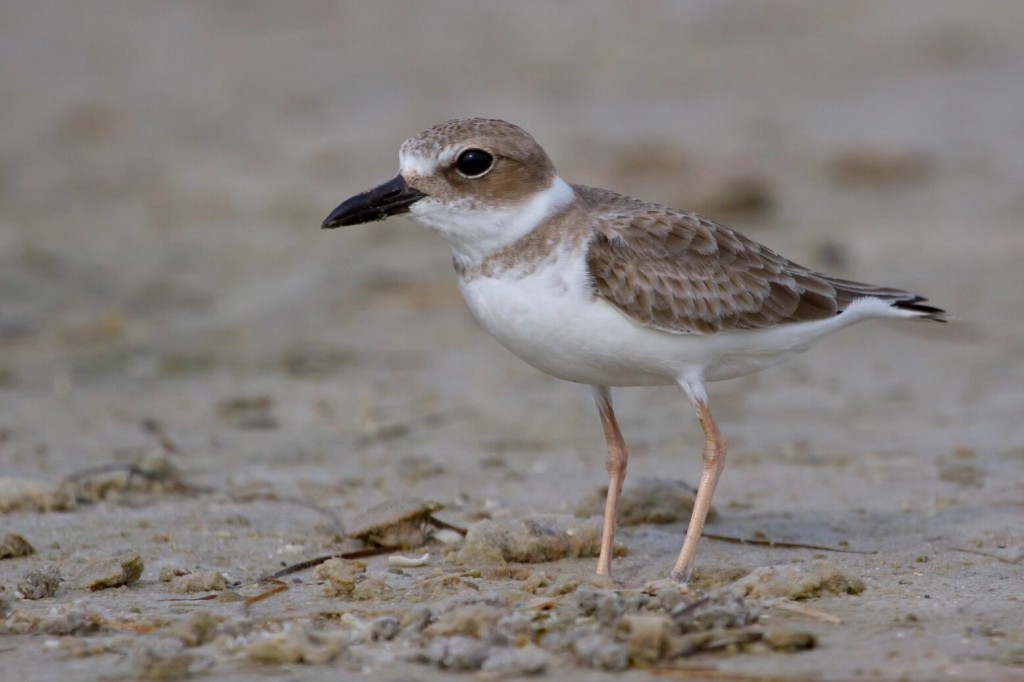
[581,187,845,334]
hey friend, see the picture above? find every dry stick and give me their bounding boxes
[160,593,221,602]
[243,579,289,609]
[651,667,795,682]
[702,532,876,554]
[950,547,1024,564]
[261,546,403,581]
[162,547,404,605]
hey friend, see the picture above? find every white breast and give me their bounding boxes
[455,245,872,388]
[456,247,683,387]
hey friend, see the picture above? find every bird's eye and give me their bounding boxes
[455,149,494,178]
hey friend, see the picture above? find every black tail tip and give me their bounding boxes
[894,296,948,322]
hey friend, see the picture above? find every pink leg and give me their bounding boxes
[592,386,629,577]
[670,398,727,582]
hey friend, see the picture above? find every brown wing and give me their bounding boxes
[581,188,842,334]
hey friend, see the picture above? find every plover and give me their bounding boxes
[322,118,946,582]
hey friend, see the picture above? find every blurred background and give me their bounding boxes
[3,5,1023,678]
[1,1,1021,481]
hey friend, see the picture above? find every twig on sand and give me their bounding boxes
[243,579,289,609]
[260,546,402,582]
[951,547,1023,564]
[702,532,875,554]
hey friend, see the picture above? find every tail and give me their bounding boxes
[889,295,948,322]
[826,276,949,322]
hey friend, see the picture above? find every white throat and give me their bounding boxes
[407,176,576,263]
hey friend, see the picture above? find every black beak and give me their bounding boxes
[321,175,427,229]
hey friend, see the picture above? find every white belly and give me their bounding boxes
[458,265,676,387]
[454,250,857,388]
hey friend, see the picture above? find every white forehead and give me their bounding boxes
[398,140,459,177]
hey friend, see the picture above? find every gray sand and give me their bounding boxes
[1,3,1022,680]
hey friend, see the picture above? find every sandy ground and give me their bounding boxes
[2,2,1023,680]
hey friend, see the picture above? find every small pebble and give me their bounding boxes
[17,565,61,599]
[0,533,35,559]
[315,558,366,597]
[72,551,144,590]
[168,570,226,594]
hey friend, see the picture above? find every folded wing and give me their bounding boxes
[581,187,943,334]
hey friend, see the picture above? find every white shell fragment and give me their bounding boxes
[387,552,431,567]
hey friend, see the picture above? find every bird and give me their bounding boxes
[321,118,947,583]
